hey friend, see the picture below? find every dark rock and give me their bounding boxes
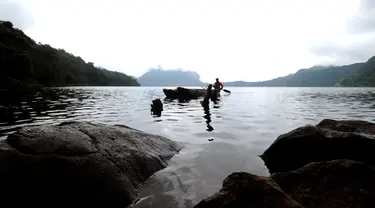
[0,121,183,208]
[151,98,163,116]
[194,172,303,208]
[260,119,375,174]
[272,159,375,208]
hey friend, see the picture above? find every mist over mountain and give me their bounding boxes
[3,18,372,89]
[136,62,372,87]
[137,68,205,86]
[223,63,364,87]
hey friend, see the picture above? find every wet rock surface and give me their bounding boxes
[260,119,375,174]
[0,121,183,208]
[272,159,375,208]
[195,119,375,208]
[194,172,303,208]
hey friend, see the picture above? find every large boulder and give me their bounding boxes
[0,121,183,208]
[194,172,303,208]
[260,119,375,174]
[272,159,375,208]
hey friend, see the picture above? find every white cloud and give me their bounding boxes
[6,0,368,82]
[0,0,33,30]
[308,0,375,66]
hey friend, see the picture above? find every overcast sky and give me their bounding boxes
[1,0,374,82]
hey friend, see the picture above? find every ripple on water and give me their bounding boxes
[14,118,35,124]
[1,87,375,207]
[134,142,269,208]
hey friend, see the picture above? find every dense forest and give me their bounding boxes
[0,20,139,89]
[224,64,364,87]
[337,56,375,87]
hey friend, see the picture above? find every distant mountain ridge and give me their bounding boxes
[223,63,364,87]
[137,63,369,87]
[2,20,373,88]
[137,68,205,86]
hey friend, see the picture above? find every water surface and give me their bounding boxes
[1,87,374,207]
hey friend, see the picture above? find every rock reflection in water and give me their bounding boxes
[202,97,222,132]
[203,104,214,132]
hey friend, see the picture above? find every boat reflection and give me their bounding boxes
[203,103,214,132]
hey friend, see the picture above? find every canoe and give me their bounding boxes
[163,87,206,100]
[163,87,220,100]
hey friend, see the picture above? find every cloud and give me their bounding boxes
[0,0,33,30]
[310,33,375,64]
[309,0,375,64]
[346,0,375,34]
[9,0,372,81]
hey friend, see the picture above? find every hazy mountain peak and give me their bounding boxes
[137,68,203,86]
[309,64,337,70]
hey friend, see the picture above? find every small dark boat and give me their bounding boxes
[163,87,220,100]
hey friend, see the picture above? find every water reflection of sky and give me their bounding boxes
[1,87,375,142]
[1,87,375,207]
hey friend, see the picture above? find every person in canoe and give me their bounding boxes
[213,78,224,90]
[211,78,224,101]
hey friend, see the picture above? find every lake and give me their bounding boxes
[1,87,375,207]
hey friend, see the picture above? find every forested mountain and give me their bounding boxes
[0,20,139,89]
[137,63,366,87]
[337,56,375,87]
[138,68,204,86]
[224,64,364,87]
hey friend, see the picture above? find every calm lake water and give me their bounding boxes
[1,87,375,207]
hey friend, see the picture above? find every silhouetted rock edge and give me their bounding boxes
[0,121,183,208]
[194,119,375,208]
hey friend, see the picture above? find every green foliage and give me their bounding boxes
[338,56,375,87]
[0,20,140,89]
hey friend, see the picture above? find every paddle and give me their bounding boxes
[203,86,230,93]
[202,84,230,93]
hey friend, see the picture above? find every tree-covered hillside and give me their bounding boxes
[224,64,364,87]
[337,56,375,87]
[0,20,139,89]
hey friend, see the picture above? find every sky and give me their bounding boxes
[1,0,375,82]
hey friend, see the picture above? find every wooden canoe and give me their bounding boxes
[163,87,220,100]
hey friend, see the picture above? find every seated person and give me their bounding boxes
[213,78,223,90]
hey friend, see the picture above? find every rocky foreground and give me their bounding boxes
[2,118,374,208]
[0,121,182,208]
[195,119,375,208]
